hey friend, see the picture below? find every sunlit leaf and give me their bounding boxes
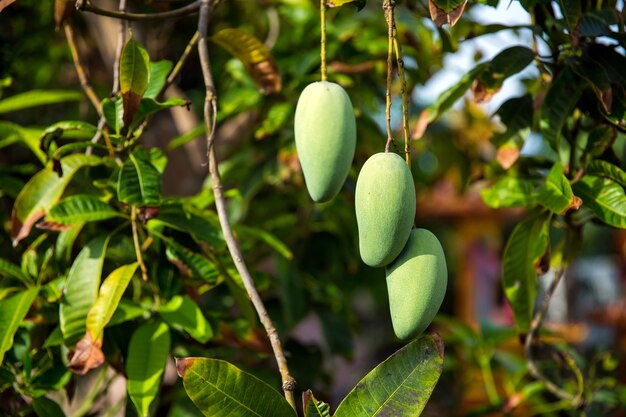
[0,287,38,364]
[176,357,296,417]
[144,60,174,99]
[120,36,151,127]
[46,194,123,225]
[127,321,171,417]
[211,29,281,94]
[573,176,626,228]
[502,210,551,332]
[60,235,110,341]
[150,203,224,249]
[586,160,626,187]
[536,162,575,213]
[102,96,124,135]
[0,258,33,286]
[326,0,366,10]
[480,177,536,209]
[158,295,213,343]
[11,154,102,245]
[334,334,444,417]
[0,90,82,114]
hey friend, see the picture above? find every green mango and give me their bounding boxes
[385,228,447,340]
[355,152,415,267]
[294,81,356,202]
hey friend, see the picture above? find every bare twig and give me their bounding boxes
[524,267,584,407]
[392,31,410,164]
[196,0,296,409]
[111,0,128,95]
[76,0,200,21]
[383,0,395,152]
[64,24,102,115]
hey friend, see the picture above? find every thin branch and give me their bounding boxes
[383,0,395,153]
[320,0,327,81]
[111,0,128,95]
[197,0,296,409]
[264,6,280,50]
[164,31,199,92]
[76,0,200,21]
[131,207,149,281]
[392,33,410,165]
[524,267,584,407]
[64,24,102,115]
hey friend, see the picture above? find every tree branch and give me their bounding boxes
[75,0,200,21]
[383,0,395,153]
[196,0,297,410]
[392,36,410,165]
[64,24,102,115]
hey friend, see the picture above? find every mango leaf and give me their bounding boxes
[167,124,205,151]
[211,29,281,94]
[128,97,188,132]
[86,262,139,342]
[428,0,467,27]
[158,295,213,343]
[150,203,224,249]
[40,120,97,143]
[176,357,297,417]
[117,152,162,207]
[0,90,82,114]
[144,60,173,99]
[32,396,65,417]
[326,0,366,10]
[502,210,551,332]
[0,287,38,364]
[583,125,615,161]
[46,194,123,225]
[108,299,145,327]
[480,177,536,209]
[492,95,533,146]
[0,258,33,286]
[102,96,124,135]
[334,334,444,417]
[120,36,151,127]
[235,225,293,259]
[586,160,626,187]
[303,390,331,417]
[473,47,535,102]
[127,321,171,417]
[152,231,219,284]
[573,176,626,228]
[558,0,582,33]
[540,66,584,150]
[11,154,102,245]
[536,162,575,213]
[60,235,110,341]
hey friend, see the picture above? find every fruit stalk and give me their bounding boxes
[197,0,296,409]
[383,0,396,152]
[320,0,327,81]
[393,36,411,165]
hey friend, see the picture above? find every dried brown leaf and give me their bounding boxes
[0,0,17,13]
[68,332,105,375]
[428,0,467,28]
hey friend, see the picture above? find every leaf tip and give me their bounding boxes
[175,357,194,377]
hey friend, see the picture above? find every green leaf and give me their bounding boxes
[502,211,551,332]
[0,90,82,114]
[11,154,102,245]
[536,162,574,213]
[60,235,110,341]
[144,60,173,100]
[0,287,38,364]
[558,0,581,32]
[540,66,584,150]
[334,334,444,417]
[586,160,626,187]
[158,295,213,343]
[40,120,97,143]
[176,357,297,417]
[303,390,331,417]
[584,126,615,160]
[492,95,533,146]
[127,321,171,417]
[46,194,123,225]
[0,121,46,163]
[33,396,66,417]
[153,232,219,284]
[0,258,33,286]
[211,29,281,94]
[120,36,151,127]
[573,176,626,228]
[86,263,138,342]
[128,97,188,132]
[102,96,124,135]
[117,152,162,207]
[480,177,536,209]
[167,125,205,151]
[236,225,293,259]
[108,299,145,327]
[327,0,366,10]
[150,203,224,249]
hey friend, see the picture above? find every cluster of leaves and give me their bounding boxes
[0,0,625,416]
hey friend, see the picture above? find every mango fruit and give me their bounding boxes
[294,81,356,202]
[385,228,447,340]
[355,152,415,267]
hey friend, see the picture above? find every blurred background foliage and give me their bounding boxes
[1,0,626,416]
